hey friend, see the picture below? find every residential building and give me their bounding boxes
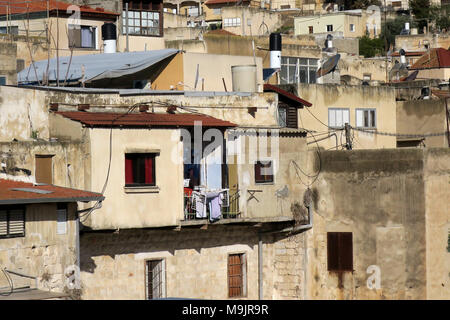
[204,0,269,27]
[294,9,381,39]
[0,178,103,299]
[395,33,450,52]
[409,48,450,81]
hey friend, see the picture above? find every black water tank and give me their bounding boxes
[102,23,117,40]
[269,33,282,51]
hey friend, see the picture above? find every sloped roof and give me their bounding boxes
[410,48,450,70]
[0,0,118,16]
[54,111,237,128]
[263,84,312,107]
[0,179,104,205]
[18,49,180,86]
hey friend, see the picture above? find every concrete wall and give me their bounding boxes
[80,225,308,300]
[338,54,391,83]
[396,98,448,148]
[295,84,397,150]
[221,7,282,37]
[424,149,450,299]
[415,68,450,81]
[395,34,450,52]
[305,149,433,299]
[0,203,77,293]
[0,40,17,85]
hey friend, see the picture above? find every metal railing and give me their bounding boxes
[184,189,241,221]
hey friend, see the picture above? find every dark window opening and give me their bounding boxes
[125,153,156,186]
[278,104,298,128]
[0,206,25,239]
[255,160,273,184]
[0,76,6,86]
[308,26,313,34]
[327,25,333,32]
[68,25,96,48]
[327,232,353,272]
[228,253,246,298]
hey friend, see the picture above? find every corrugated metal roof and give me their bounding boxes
[54,111,237,128]
[263,84,312,107]
[18,49,180,85]
[410,48,450,70]
[0,179,104,205]
[0,0,118,16]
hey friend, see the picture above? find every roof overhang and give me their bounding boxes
[263,84,312,107]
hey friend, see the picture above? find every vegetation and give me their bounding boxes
[359,35,384,58]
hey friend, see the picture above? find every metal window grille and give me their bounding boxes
[146,260,164,299]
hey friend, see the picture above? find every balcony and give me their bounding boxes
[183,188,241,221]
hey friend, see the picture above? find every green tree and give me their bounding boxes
[409,0,431,31]
[359,35,384,58]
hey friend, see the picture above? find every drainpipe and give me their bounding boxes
[258,234,263,300]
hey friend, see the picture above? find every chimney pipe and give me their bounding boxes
[400,49,406,64]
[269,33,282,69]
[102,23,117,53]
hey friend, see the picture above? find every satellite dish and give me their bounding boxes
[316,54,340,78]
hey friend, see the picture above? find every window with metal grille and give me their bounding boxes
[278,104,298,128]
[0,206,25,239]
[228,253,246,298]
[327,232,353,272]
[125,153,156,186]
[146,259,165,299]
[280,57,318,84]
[122,0,163,37]
[356,109,376,128]
[255,160,274,184]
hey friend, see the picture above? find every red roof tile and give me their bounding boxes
[0,0,119,16]
[410,48,450,70]
[391,51,425,57]
[0,179,104,205]
[54,111,237,128]
[263,84,312,107]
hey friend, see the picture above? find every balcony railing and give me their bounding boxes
[184,189,241,221]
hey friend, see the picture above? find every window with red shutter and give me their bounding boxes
[228,253,246,297]
[125,153,156,186]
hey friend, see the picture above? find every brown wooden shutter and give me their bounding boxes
[327,232,339,271]
[286,106,298,128]
[228,254,243,297]
[35,155,53,184]
[327,232,353,271]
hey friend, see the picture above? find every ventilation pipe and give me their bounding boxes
[270,33,282,69]
[400,48,406,64]
[102,23,117,53]
[405,22,410,32]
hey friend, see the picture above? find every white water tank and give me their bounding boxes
[231,65,257,92]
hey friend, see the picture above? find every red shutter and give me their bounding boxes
[125,157,133,184]
[145,156,154,185]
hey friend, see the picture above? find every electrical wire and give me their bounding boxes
[0,268,13,296]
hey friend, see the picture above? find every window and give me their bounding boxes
[187,6,199,17]
[0,207,25,239]
[35,155,53,184]
[327,232,353,272]
[213,8,221,15]
[327,24,333,32]
[56,203,67,235]
[356,109,376,128]
[122,0,162,37]
[278,105,298,128]
[255,160,273,184]
[373,24,377,36]
[146,259,166,299]
[328,108,350,128]
[308,26,313,34]
[228,253,246,297]
[125,153,156,186]
[223,18,241,27]
[350,24,355,32]
[0,76,6,86]
[366,23,370,34]
[0,26,18,35]
[280,57,318,84]
[68,25,96,48]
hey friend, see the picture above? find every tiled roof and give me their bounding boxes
[410,48,450,70]
[263,84,312,107]
[391,51,425,57]
[0,179,104,205]
[54,111,237,128]
[0,0,119,16]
